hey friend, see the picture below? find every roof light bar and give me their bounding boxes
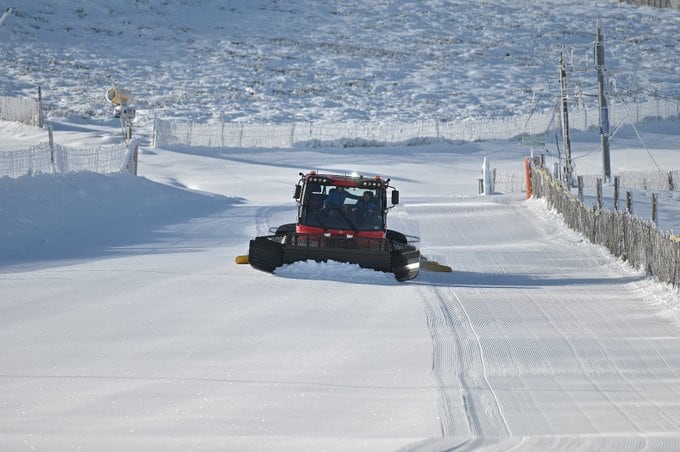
[358,179,384,189]
[307,175,332,185]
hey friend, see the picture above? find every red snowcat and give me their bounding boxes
[247,171,420,281]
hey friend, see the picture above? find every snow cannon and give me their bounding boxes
[106,85,136,123]
[106,85,131,106]
[106,85,136,141]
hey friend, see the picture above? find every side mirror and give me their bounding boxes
[293,184,301,200]
[391,190,400,205]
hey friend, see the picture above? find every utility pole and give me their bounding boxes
[595,21,611,182]
[559,51,573,187]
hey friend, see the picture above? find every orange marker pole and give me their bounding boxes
[524,157,532,199]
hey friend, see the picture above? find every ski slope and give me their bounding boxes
[410,199,680,449]
[1,0,680,449]
[2,132,680,451]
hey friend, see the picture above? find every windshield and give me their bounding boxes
[300,183,385,231]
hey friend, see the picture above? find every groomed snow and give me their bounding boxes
[2,125,680,451]
[1,1,680,451]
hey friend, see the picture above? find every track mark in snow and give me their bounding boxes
[407,196,680,448]
[421,290,466,438]
[421,284,512,440]
[253,204,296,235]
[450,287,512,436]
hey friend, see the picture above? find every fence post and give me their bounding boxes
[124,122,132,143]
[127,139,139,176]
[651,193,658,224]
[669,171,674,191]
[36,86,44,128]
[47,126,56,173]
[47,125,54,150]
[552,161,560,180]
[613,176,620,210]
[483,157,492,195]
[578,175,584,202]
[152,114,157,148]
[596,178,602,210]
[626,191,633,214]
[221,119,225,147]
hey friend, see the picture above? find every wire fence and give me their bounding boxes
[153,115,553,148]
[0,93,43,127]
[494,172,527,194]
[619,0,680,10]
[580,170,680,192]
[495,169,680,196]
[153,98,679,149]
[0,141,138,178]
[531,165,680,288]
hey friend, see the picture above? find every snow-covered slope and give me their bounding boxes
[1,1,680,451]
[3,140,680,451]
[1,0,678,123]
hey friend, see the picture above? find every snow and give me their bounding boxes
[1,0,679,124]
[1,1,680,451]
[275,260,398,285]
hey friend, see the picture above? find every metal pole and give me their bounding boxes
[482,157,492,195]
[559,51,573,187]
[596,21,611,182]
[37,86,44,128]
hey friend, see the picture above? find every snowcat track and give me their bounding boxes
[248,236,285,273]
[248,233,420,281]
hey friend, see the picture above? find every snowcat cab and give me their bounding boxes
[247,171,420,281]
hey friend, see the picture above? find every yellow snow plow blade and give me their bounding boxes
[235,255,249,265]
[420,256,452,273]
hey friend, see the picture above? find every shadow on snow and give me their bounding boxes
[0,171,244,272]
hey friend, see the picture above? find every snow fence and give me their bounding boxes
[619,0,680,10]
[0,95,42,127]
[580,170,680,192]
[0,141,139,178]
[531,166,680,289]
[495,169,680,197]
[153,98,679,148]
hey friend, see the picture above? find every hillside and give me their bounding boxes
[0,0,678,124]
